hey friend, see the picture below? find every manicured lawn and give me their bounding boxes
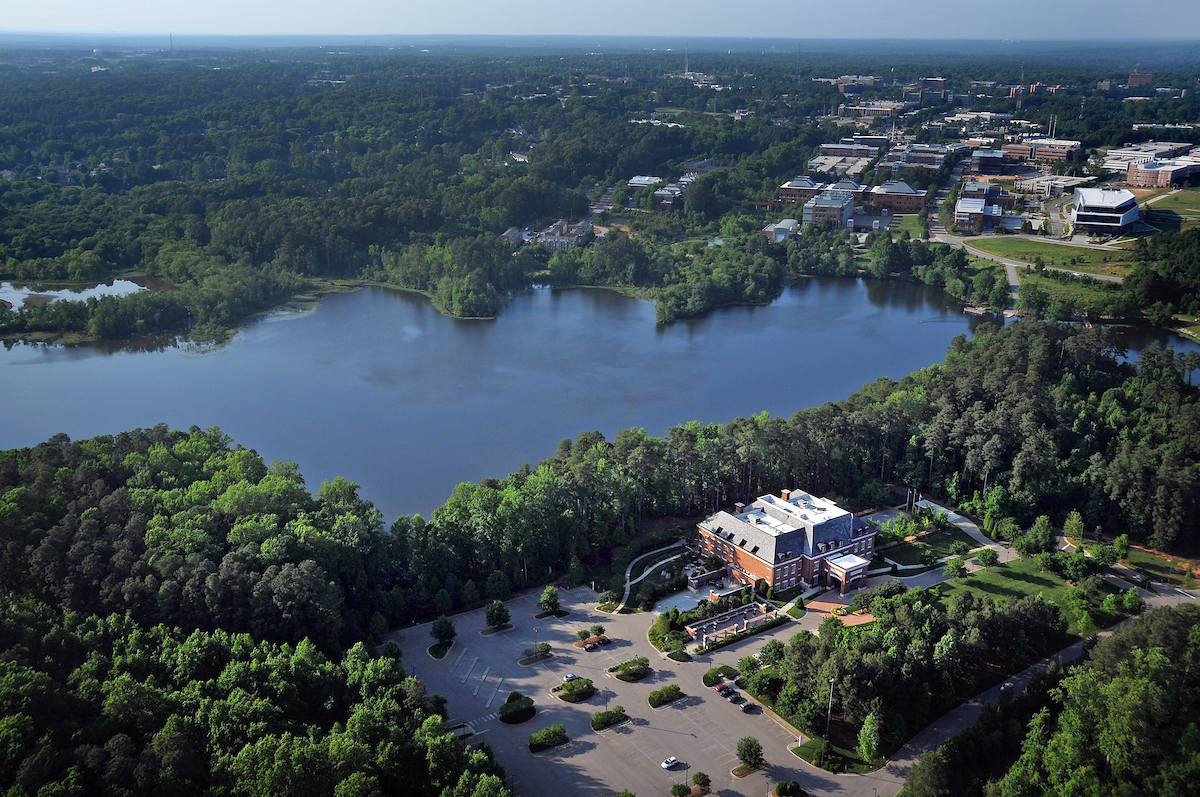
[1144,188,1200,232]
[885,525,981,565]
[966,237,1131,278]
[936,558,1125,636]
[792,739,879,774]
[1121,546,1199,588]
[786,602,806,619]
[889,213,925,236]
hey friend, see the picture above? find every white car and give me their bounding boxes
[563,673,580,683]
[661,756,678,769]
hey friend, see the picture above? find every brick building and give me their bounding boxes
[697,489,876,594]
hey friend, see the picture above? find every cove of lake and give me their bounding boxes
[2,277,1196,520]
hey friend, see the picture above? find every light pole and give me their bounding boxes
[825,677,835,740]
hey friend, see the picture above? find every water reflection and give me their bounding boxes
[2,280,1196,518]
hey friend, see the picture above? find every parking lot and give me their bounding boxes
[394,588,898,797]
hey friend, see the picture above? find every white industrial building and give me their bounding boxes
[1070,188,1140,231]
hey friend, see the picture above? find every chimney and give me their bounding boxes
[734,502,746,514]
[781,489,791,501]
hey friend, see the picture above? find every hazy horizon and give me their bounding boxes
[3,1,1200,41]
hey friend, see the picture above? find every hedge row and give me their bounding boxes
[528,724,568,753]
[649,683,684,708]
[696,616,789,654]
[590,706,629,731]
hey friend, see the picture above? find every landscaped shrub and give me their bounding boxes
[695,615,788,654]
[648,683,684,708]
[528,724,568,753]
[775,779,808,797]
[703,665,739,687]
[499,691,536,724]
[558,677,595,703]
[590,705,628,731]
[613,656,651,682]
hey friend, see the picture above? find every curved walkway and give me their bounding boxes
[618,542,684,607]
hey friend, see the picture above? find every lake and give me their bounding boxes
[2,278,1195,520]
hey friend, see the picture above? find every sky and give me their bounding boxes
[4,0,1200,40]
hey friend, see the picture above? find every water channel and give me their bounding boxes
[2,278,1196,520]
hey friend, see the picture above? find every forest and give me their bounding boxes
[901,603,1200,797]
[2,43,1198,339]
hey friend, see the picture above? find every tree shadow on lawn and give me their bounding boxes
[963,568,1060,601]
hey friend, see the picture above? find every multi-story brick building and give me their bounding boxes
[1001,138,1081,163]
[868,180,926,213]
[697,489,876,594]
[778,176,822,203]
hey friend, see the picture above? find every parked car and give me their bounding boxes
[740,702,754,713]
[715,685,733,696]
[726,692,743,703]
[661,757,678,770]
[597,636,612,645]
[563,673,580,683]
[584,643,598,652]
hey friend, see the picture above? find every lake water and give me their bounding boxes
[0,278,148,309]
[2,278,1195,520]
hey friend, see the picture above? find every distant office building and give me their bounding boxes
[538,219,591,251]
[882,142,967,172]
[1002,138,1082,163]
[868,180,926,213]
[628,175,662,188]
[1071,188,1139,231]
[807,155,872,178]
[778,176,822,202]
[802,192,855,229]
[653,184,685,212]
[971,148,1005,175]
[818,141,881,158]
[1127,156,1200,187]
[954,197,1002,230]
[762,219,800,243]
[960,179,1019,210]
[1128,72,1154,87]
[1102,141,1194,173]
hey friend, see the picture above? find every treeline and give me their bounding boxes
[0,262,303,339]
[863,230,1010,308]
[0,599,507,797]
[745,582,1066,749]
[902,603,1200,797]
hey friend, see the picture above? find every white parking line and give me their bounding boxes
[473,666,491,696]
[460,656,478,684]
[486,677,504,708]
[449,647,468,674]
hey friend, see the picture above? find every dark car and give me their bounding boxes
[584,642,598,651]
[597,636,612,645]
[740,702,754,713]
[715,685,733,695]
[725,692,743,703]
